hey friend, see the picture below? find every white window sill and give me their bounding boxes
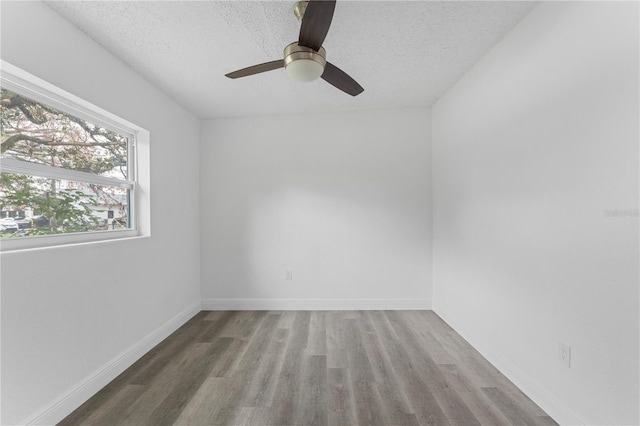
[0,229,147,253]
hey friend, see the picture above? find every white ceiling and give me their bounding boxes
[46,1,536,119]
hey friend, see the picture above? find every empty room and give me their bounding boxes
[0,1,638,425]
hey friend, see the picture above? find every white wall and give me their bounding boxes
[1,2,201,424]
[432,2,639,425]
[201,109,431,310]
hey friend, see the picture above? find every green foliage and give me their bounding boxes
[0,172,104,237]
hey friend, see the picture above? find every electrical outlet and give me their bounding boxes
[285,269,293,280]
[558,343,571,368]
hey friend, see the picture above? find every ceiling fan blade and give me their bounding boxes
[298,0,336,52]
[321,62,364,96]
[225,60,284,79]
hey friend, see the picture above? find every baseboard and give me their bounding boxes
[19,301,201,426]
[434,306,585,426]
[201,298,432,311]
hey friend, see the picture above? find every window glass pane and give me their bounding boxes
[0,172,129,238]
[1,88,128,179]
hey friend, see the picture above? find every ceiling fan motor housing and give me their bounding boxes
[283,42,327,82]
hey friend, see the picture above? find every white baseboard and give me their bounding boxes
[20,301,201,426]
[434,306,585,426]
[201,298,432,311]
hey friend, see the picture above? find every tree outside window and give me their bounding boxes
[1,88,131,237]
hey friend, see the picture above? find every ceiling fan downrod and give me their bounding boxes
[294,1,309,21]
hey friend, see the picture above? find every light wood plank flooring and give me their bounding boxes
[60,311,556,426]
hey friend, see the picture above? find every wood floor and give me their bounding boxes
[60,310,556,426]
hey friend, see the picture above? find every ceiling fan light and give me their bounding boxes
[286,59,325,82]
[284,42,326,83]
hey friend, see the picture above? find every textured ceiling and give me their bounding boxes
[46,1,536,119]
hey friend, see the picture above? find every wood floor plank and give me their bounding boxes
[403,310,456,364]
[437,364,512,426]
[483,386,559,426]
[368,311,449,425]
[60,310,556,426]
[386,311,482,425]
[277,310,297,329]
[268,350,304,426]
[290,311,311,350]
[200,310,225,321]
[233,407,272,426]
[197,310,240,343]
[234,313,281,373]
[492,373,556,420]
[296,355,328,426]
[367,310,416,370]
[483,386,541,425]
[307,311,327,356]
[240,328,289,407]
[326,311,349,369]
[458,390,513,426]
[207,337,247,378]
[129,312,222,386]
[393,366,451,426]
[114,341,223,425]
[416,310,502,387]
[356,312,418,426]
[349,368,387,426]
[327,368,357,426]
[173,376,244,426]
[142,338,234,426]
[219,310,268,339]
[343,318,374,382]
[267,313,310,425]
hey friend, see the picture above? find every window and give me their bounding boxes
[1,62,149,250]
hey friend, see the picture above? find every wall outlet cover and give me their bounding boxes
[558,342,571,368]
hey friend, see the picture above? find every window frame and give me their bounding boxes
[1,61,150,251]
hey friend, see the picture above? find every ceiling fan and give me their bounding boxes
[225,0,364,97]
